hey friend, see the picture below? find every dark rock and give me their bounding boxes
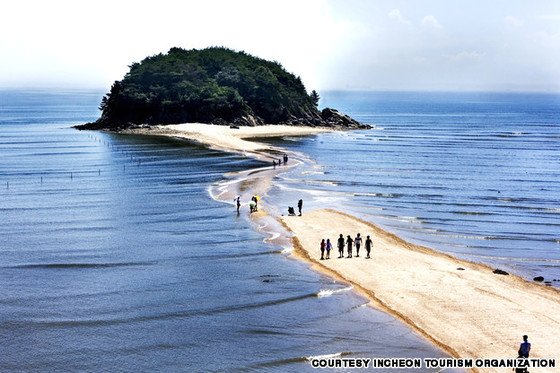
[233,114,263,127]
[211,118,229,126]
[493,269,509,275]
[533,276,544,282]
[320,108,370,129]
[457,267,465,271]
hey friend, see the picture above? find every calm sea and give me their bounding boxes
[266,91,560,285]
[0,90,453,372]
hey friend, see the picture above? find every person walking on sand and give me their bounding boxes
[273,160,276,169]
[354,233,362,257]
[320,239,326,260]
[346,235,353,258]
[326,239,332,259]
[235,196,241,214]
[337,234,344,258]
[298,199,303,216]
[518,335,531,358]
[365,235,372,259]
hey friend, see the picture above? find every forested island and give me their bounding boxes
[79,47,367,130]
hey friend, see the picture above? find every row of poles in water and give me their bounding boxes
[4,134,144,190]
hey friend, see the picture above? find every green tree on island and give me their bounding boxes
[93,47,320,127]
[310,90,320,107]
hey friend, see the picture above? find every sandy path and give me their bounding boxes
[119,123,559,370]
[123,123,330,153]
[281,209,560,372]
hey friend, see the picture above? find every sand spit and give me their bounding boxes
[281,209,560,372]
[122,123,330,154]
[120,122,559,371]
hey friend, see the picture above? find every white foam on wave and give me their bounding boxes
[306,352,342,361]
[264,231,281,243]
[281,246,293,254]
[317,286,353,298]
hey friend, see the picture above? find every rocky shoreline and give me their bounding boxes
[76,107,370,131]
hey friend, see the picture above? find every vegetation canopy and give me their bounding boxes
[95,47,322,127]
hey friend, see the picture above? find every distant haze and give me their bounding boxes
[1,0,559,92]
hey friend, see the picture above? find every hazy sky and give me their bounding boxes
[1,0,559,92]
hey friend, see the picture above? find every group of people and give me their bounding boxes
[272,154,289,168]
[319,233,373,260]
[249,195,260,213]
[234,195,260,214]
[287,199,303,216]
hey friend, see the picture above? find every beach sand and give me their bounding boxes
[282,209,560,371]
[123,123,560,371]
[122,123,330,153]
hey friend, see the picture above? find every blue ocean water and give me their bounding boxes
[0,90,451,372]
[267,91,560,284]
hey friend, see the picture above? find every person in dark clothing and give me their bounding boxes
[273,160,276,168]
[320,239,325,260]
[235,196,241,214]
[346,235,353,258]
[325,239,332,259]
[283,154,288,164]
[337,234,345,258]
[365,235,372,259]
[518,335,531,358]
[354,233,362,257]
[297,199,303,216]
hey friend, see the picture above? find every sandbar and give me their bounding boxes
[119,123,559,370]
[281,209,560,371]
[122,123,330,153]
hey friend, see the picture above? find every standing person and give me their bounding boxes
[365,235,372,259]
[297,199,303,216]
[346,235,353,258]
[354,233,362,257]
[320,239,326,260]
[325,239,332,259]
[235,196,241,214]
[273,160,276,168]
[337,234,345,258]
[518,335,531,358]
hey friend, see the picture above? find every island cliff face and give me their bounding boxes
[78,47,367,130]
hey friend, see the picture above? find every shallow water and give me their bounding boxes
[263,91,560,285]
[0,90,452,372]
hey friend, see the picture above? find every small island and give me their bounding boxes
[78,47,367,130]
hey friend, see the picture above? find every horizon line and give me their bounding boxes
[0,86,559,95]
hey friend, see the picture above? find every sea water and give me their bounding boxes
[0,90,453,372]
[266,91,560,285]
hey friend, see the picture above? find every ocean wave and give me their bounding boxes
[317,286,353,298]
[306,352,353,361]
